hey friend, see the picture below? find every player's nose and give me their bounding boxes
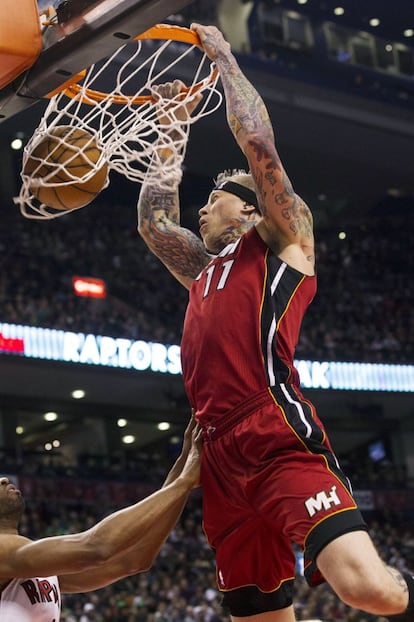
[0,477,10,486]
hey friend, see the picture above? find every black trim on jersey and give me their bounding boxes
[260,253,305,383]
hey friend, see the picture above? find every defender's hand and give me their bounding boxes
[180,421,203,489]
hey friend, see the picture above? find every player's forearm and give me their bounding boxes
[86,474,193,561]
[214,52,275,151]
[113,492,189,570]
[163,453,187,488]
[11,475,193,578]
[137,183,210,288]
[60,490,189,592]
[137,181,180,237]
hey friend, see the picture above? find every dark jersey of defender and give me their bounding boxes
[180,227,317,427]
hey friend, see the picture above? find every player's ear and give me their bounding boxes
[241,202,259,217]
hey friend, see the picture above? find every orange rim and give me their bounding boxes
[135,24,202,46]
[46,24,218,105]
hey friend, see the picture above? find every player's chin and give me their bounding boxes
[200,230,209,248]
[203,235,217,255]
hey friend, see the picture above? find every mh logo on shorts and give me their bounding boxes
[305,485,341,517]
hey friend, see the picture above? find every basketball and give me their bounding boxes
[23,126,108,211]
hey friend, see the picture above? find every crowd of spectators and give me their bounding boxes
[13,454,414,622]
[1,196,188,345]
[0,191,412,364]
[1,435,409,491]
[296,218,414,364]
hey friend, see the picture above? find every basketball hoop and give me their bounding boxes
[16,24,222,219]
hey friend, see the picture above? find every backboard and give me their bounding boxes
[0,0,194,122]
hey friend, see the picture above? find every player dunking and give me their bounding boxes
[138,23,414,622]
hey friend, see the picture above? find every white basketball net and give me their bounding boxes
[15,25,222,219]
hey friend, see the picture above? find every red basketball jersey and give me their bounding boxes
[181,227,317,426]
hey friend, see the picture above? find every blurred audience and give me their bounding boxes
[0,197,412,364]
[297,221,414,364]
[0,198,188,345]
[1,439,408,490]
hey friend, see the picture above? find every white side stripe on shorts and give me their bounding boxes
[280,383,313,438]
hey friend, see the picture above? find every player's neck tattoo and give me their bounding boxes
[211,219,256,254]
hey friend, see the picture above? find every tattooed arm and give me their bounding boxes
[138,183,211,290]
[137,80,212,290]
[191,24,314,266]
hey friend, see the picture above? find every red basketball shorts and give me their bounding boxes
[200,386,366,597]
